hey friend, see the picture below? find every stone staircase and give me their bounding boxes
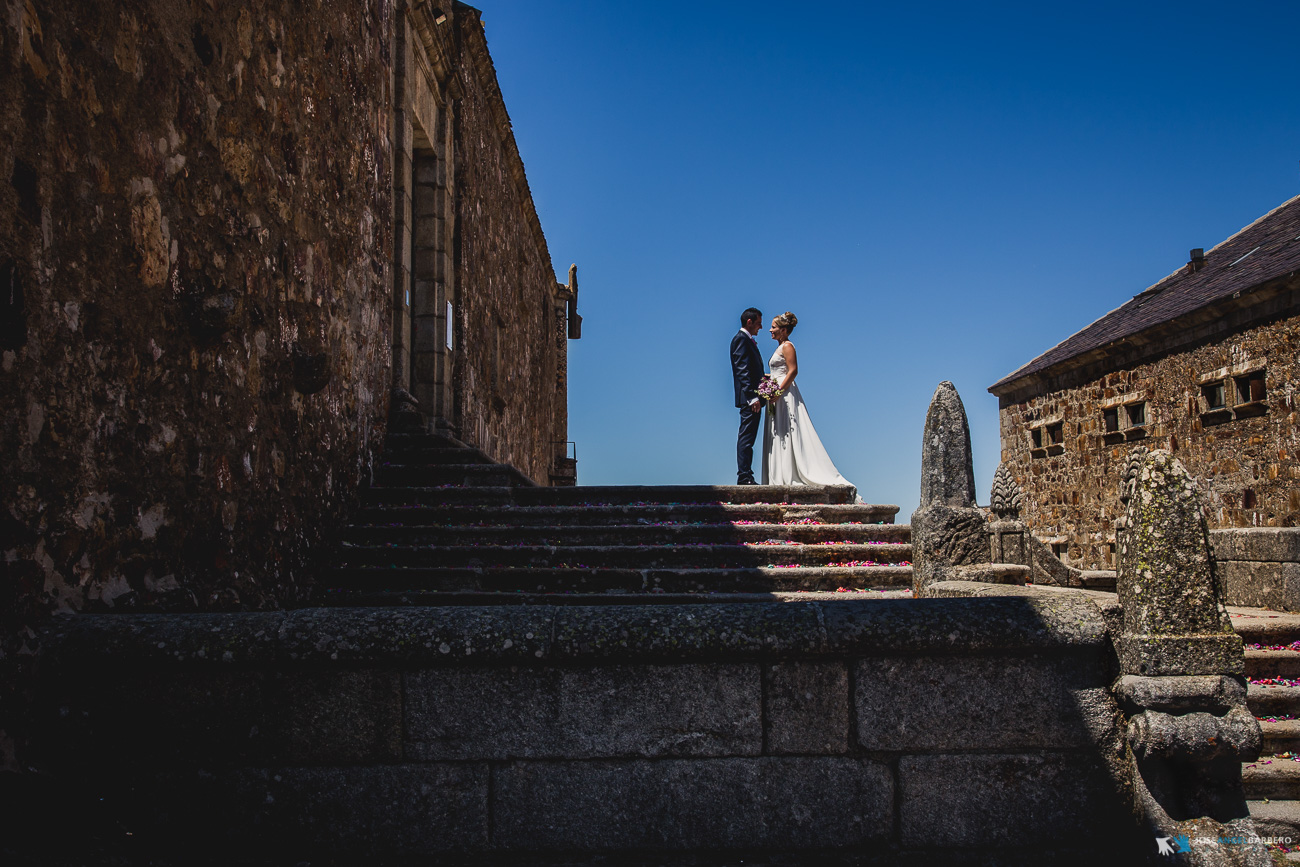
[1233,607,1300,842]
[321,428,909,605]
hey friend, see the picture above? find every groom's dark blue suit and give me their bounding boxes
[730,329,764,484]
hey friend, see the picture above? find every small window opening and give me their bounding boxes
[1126,402,1146,427]
[1235,371,1266,404]
[1030,427,1043,449]
[1202,381,1226,410]
[1046,422,1063,446]
[1051,542,1068,559]
[1103,407,1119,433]
[1244,489,1257,510]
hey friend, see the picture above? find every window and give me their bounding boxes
[1030,427,1043,449]
[1202,381,1226,411]
[1234,370,1267,418]
[1198,364,1266,425]
[1046,422,1063,446]
[1102,396,1148,444]
[1236,370,1266,403]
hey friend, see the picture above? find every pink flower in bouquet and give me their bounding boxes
[756,375,783,404]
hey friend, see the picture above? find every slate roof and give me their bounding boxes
[990,194,1300,392]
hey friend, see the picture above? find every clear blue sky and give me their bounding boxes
[480,0,1300,517]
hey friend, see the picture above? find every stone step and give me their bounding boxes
[1261,720,1300,755]
[379,446,498,465]
[1243,760,1300,800]
[350,503,904,528]
[336,542,913,570]
[1247,649,1300,680]
[1231,608,1300,647]
[1247,800,1300,839]
[1249,684,1300,718]
[360,485,875,508]
[381,431,473,450]
[341,522,910,548]
[325,564,914,595]
[318,587,914,606]
[373,463,537,488]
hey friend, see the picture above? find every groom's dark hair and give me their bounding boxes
[740,307,762,327]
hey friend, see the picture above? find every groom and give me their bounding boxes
[730,307,764,485]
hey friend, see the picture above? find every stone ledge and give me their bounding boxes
[491,756,893,850]
[1212,528,1300,563]
[40,597,1110,668]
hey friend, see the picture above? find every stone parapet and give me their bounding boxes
[1212,528,1300,612]
[26,599,1141,862]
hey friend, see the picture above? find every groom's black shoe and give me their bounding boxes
[737,477,757,485]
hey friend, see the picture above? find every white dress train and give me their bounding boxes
[761,342,859,498]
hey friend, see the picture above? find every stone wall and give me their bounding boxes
[1212,528,1300,613]
[0,0,395,625]
[450,8,572,484]
[24,599,1143,862]
[995,310,1300,569]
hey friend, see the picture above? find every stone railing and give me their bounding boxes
[28,598,1143,862]
[1211,527,1300,613]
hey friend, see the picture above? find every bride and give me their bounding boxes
[761,311,859,497]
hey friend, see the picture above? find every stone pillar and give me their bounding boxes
[1116,450,1265,866]
[911,382,991,596]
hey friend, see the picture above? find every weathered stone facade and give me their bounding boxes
[0,0,576,637]
[995,309,1300,569]
[991,198,1300,570]
[448,12,574,484]
[389,3,575,486]
[1,0,397,620]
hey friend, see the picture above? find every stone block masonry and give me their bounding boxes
[1212,527,1300,612]
[0,1,396,622]
[0,0,578,651]
[29,598,1146,862]
[994,306,1300,570]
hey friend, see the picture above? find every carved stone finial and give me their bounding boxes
[989,463,1022,520]
[1118,449,1240,677]
[1119,445,1149,505]
[1116,450,1264,865]
[918,381,976,508]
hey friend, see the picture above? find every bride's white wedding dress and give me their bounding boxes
[761,342,859,497]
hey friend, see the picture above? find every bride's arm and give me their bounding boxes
[777,342,798,391]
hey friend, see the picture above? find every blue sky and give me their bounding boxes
[480,0,1300,516]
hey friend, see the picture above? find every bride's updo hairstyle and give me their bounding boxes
[774,311,797,334]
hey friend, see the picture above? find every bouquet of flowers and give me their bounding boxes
[757,375,784,404]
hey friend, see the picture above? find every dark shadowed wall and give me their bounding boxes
[0,0,395,621]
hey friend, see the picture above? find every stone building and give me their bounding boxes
[0,0,578,628]
[989,194,1300,569]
